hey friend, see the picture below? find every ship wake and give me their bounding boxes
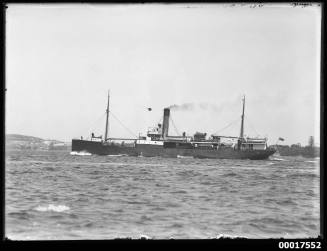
[270,157,287,161]
[34,204,70,212]
[70,151,92,156]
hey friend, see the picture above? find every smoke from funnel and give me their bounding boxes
[167,96,243,113]
[168,103,195,111]
[167,102,224,112]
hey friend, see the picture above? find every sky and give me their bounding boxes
[6,3,321,146]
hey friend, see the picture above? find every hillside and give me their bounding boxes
[6,134,44,142]
[6,134,70,151]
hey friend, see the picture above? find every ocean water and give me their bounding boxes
[5,150,320,240]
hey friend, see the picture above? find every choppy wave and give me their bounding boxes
[213,234,248,239]
[35,204,70,212]
[305,160,319,163]
[106,154,128,157]
[177,155,193,159]
[287,173,319,179]
[271,157,286,161]
[139,234,151,239]
[8,211,30,220]
[70,151,91,156]
[6,149,320,239]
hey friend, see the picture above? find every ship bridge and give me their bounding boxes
[146,124,163,141]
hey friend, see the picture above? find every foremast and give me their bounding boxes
[104,90,110,141]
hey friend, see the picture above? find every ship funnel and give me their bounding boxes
[162,108,170,139]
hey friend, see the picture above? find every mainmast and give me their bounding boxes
[239,95,245,139]
[104,90,110,141]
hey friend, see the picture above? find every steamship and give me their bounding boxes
[72,93,276,160]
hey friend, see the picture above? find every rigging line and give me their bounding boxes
[80,112,106,139]
[109,111,138,138]
[245,115,260,136]
[248,123,259,137]
[213,117,241,135]
[155,110,164,125]
[170,115,180,135]
[90,118,108,138]
[157,116,163,125]
[218,120,239,139]
[154,115,162,127]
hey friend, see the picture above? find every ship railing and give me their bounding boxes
[242,142,267,145]
[243,140,267,144]
[164,136,190,142]
[106,137,138,141]
[211,135,239,139]
[191,141,221,145]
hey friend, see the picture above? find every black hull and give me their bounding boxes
[72,139,276,160]
[71,139,138,156]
